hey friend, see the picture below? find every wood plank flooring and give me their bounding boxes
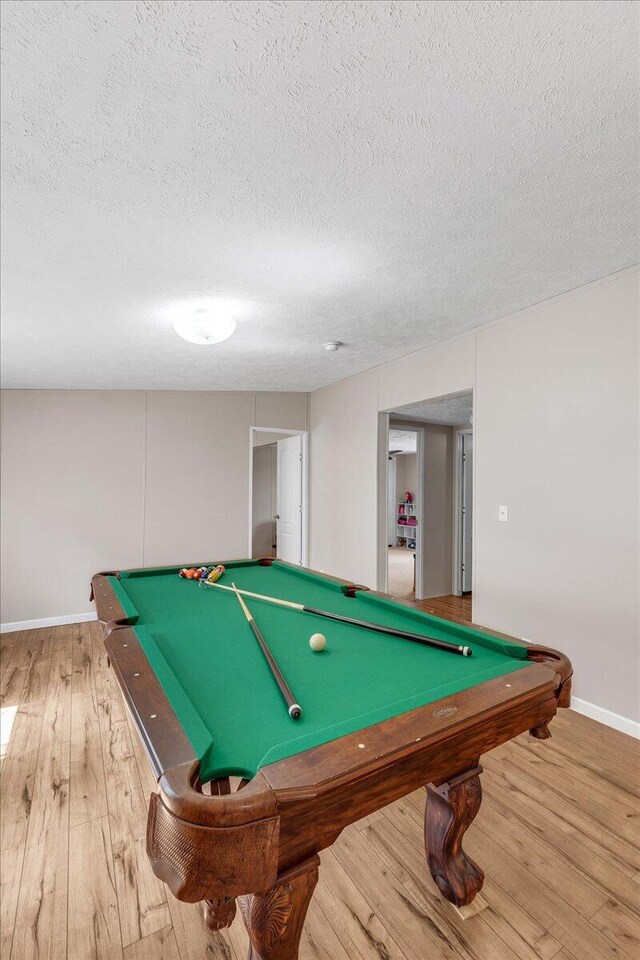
[416,592,472,623]
[1,620,639,960]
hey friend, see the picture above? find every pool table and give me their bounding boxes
[91,558,572,960]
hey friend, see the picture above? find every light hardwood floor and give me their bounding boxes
[386,547,473,622]
[416,592,472,623]
[1,621,639,960]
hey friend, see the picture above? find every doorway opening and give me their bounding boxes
[249,427,308,565]
[387,427,421,599]
[378,391,473,618]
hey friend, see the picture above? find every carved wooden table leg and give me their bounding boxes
[237,854,320,960]
[425,764,484,907]
[530,720,552,739]
[204,896,237,930]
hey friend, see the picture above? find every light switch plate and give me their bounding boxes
[498,505,508,522]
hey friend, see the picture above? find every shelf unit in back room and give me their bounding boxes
[395,498,418,550]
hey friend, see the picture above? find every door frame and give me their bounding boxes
[377,415,426,600]
[386,455,397,546]
[248,426,309,565]
[452,427,473,597]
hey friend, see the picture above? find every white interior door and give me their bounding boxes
[276,434,303,564]
[461,433,473,592]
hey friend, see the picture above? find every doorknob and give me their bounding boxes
[274,514,280,519]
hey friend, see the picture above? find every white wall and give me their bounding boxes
[309,267,640,725]
[309,369,379,585]
[1,391,146,623]
[143,391,255,565]
[394,453,418,502]
[473,271,639,724]
[0,390,307,626]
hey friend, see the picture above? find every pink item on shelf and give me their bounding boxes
[407,517,417,526]
[398,504,405,514]
[405,491,413,503]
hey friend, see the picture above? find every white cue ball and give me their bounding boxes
[309,633,326,652]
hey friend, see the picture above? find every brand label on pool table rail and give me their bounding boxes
[433,706,458,718]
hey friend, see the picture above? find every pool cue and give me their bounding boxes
[230,582,302,719]
[203,580,472,657]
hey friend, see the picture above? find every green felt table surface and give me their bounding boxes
[111,560,531,782]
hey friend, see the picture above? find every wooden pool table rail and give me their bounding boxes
[91,562,573,960]
[363,587,573,713]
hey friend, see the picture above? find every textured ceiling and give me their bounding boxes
[389,429,418,454]
[393,392,473,426]
[2,0,638,390]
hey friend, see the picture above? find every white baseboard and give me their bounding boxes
[1,611,97,634]
[570,696,640,739]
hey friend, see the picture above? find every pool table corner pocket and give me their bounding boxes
[147,765,280,903]
[526,644,573,711]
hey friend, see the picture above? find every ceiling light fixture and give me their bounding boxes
[173,305,237,345]
[323,341,343,352]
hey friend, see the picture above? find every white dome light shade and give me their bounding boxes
[173,307,236,345]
